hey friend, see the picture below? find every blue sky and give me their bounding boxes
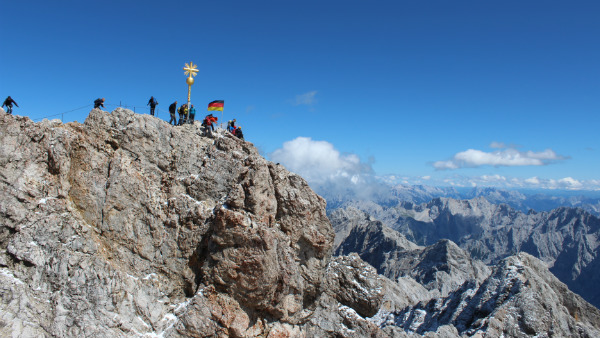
[2,1,599,191]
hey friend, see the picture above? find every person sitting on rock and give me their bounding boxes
[227,119,236,133]
[94,98,105,109]
[235,126,244,140]
[2,96,18,115]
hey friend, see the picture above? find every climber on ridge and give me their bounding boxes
[147,96,158,116]
[178,103,188,125]
[94,98,105,109]
[2,96,18,115]
[188,104,196,124]
[227,119,236,134]
[168,101,177,125]
[201,114,218,137]
[235,126,244,140]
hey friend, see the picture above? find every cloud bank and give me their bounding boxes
[270,137,371,183]
[382,174,600,191]
[433,144,567,170]
[269,137,393,202]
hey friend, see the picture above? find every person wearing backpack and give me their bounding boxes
[94,98,105,109]
[202,114,217,137]
[178,104,188,125]
[227,119,236,134]
[2,96,18,115]
[147,96,158,116]
[168,101,177,125]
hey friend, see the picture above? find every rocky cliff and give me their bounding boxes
[331,207,600,337]
[333,197,600,309]
[0,109,376,337]
[3,109,600,337]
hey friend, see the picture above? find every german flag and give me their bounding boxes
[208,100,224,111]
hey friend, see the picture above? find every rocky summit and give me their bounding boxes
[2,109,600,337]
[0,108,340,337]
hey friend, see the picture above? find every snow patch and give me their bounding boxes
[0,268,25,285]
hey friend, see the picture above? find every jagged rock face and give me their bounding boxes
[332,207,491,298]
[323,253,383,318]
[376,253,600,337]
[334,198,600,308]
[330,206,600,336]
[0,110,334,337]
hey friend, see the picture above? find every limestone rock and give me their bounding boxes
[0,109,334,337]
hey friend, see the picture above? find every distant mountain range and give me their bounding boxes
[322,183,600,216]
[329,206,600,336]
[329,197,600,309]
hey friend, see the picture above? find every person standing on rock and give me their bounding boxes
[94,98,105,109]
[2,96,18,115]
[188,104,196,124]
[201,114,217,137]
[147,96,158,116]
[178,104,188,125]
[168,101,177,125]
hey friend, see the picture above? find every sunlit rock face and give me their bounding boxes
[0,109,337,337]
[2,109,600,338]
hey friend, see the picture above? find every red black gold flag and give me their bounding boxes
[208,100,224,111]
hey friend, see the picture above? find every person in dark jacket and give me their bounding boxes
[235,126,244,140]
[147,96,158,116]
[168,101,178,125]
[2,96,18,115]
[178,104,188,125]
[94,98,105,109]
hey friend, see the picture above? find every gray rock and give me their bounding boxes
[0,110,333,337]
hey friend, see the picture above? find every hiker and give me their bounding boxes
[147,96,158,116]
[188,104,196,124]
[235,126,244,140]
[227,119,236,133]
[201,114,218,137]
[94,98,105,109]
[178,104,188,125]
[2,96,18,115]
[168,101,177,125]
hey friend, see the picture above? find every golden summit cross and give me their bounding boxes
[183,62,199,109]
[183,62,198,78]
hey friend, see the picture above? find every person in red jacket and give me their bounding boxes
[201,114,218,137]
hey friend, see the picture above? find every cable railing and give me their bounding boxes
[28,101,230,130]
[31,102,165,122]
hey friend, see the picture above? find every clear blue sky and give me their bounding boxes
[2,1,599,191]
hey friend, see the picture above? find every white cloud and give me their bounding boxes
[434,175,599,191]
[294,91,317,106]
[270,137,371,184]
[433,146,567,170]
[270,137,390,201]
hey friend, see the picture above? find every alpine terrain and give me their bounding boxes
[1,109,600,337]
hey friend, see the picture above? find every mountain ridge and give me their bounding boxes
[2,110,600,337]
